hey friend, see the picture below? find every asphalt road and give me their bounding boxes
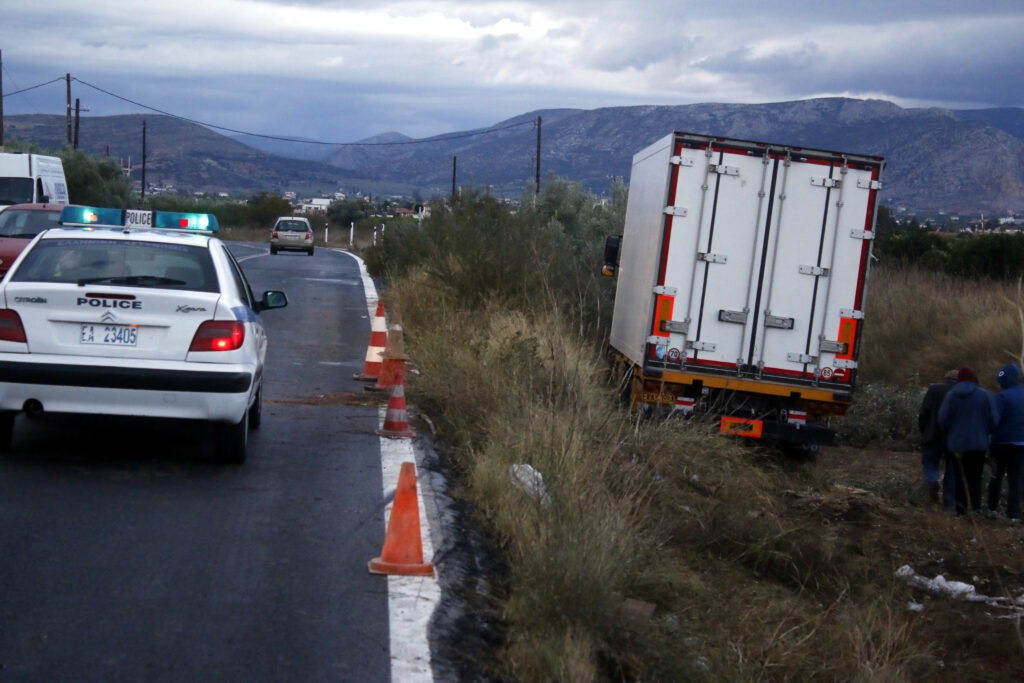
[0,244,392,681]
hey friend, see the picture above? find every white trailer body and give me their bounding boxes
[609,132,884,445]
[0,153,70,208]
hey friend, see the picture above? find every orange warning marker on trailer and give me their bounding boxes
[368,461,435,576]
[354,301,387,381]
[377,367,416,438]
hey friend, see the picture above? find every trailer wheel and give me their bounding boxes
[780,441,820,459]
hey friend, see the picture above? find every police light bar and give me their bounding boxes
[58,206,219,234]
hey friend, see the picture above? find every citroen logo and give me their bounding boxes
[101,311,117,323]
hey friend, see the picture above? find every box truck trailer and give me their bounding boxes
[605,132,884,449]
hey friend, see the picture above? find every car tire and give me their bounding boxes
[270,247,278,255]
[0,411,15,453]
[307,248,314,256]
[216,411,248,464]
[248,385,262,430]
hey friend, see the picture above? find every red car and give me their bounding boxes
[0,203,74,277]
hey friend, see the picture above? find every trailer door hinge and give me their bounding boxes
[850,229,875,240]
[787,352,815,364]
[833,358,858,370]
[670,155,696,167]
[764,314,795,330]
[663,206,688,217]
[709,164,740,176]
[718,309,748,324]
[839,308,864,319]
[810,177,841,188]
[652,285,677,296]
[663,319,690,334]
[857,179,882,190]
[688,340,717,352]
[819,339,847,354]
[698,252,727,264]
[798,264,830,277]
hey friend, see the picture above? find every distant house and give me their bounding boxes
[298,198,331,214]
[392,207,416,217]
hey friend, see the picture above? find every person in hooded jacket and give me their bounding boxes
[986,363,1024,521]
[919,369,958,507]
[938,367,998,516]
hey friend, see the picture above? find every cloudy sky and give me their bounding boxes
[2,0,1023,144]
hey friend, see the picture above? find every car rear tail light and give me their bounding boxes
[272,231,279,239]
[304,232,312,241]
[0,309,27,343]
[189,320,245,352]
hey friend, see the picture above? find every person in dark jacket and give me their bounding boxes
[919,369,958,507]
[987,363,1024,521]
[938,367,998,516]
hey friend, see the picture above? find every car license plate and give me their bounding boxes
[80,324,138,346]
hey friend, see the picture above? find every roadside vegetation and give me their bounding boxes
[365,183,1024,681]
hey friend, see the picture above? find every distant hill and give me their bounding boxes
[3,114,363,196]
[6,99,1024,213]
[314,99,1024,214]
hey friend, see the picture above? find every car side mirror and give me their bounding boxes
[257,290,288,312]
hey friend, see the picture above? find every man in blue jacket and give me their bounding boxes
[987,363,1024,521]
[938,367,998,516]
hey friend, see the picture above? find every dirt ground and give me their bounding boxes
[812,445,1024,679]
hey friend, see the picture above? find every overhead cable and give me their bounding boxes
[72,77,534,147]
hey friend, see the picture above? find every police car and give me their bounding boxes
[0,206,287,463]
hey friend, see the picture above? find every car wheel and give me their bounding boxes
[270,247,278,255]
[0,411,15,453]
[307,247,314,256]
[216,411,248,464]
[248,385,262,430]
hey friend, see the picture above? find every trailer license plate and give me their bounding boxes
[720,417,764,438]
[80,324,138,347]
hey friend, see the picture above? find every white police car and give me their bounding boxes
[0,206,287,463]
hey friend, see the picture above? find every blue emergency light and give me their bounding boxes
[58,205,125,227]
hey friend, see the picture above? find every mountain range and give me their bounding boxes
[5,98,1024,214]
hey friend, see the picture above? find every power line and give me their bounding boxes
[71,77,535,147]
[1,75,65,99]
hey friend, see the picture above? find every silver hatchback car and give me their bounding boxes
[269,216,314,256]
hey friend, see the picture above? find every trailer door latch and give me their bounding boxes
[709,164,740,176]
[718,309,748,324]
[698,252,727,264]
[798,264,830,277]
[787,352,815,364]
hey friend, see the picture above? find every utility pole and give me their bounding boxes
[0,50,5,147]
[451,155,457,204]
[535,115,542,194]
[73,99,80,149]
[65,74,72,145]
[141,120,147,202]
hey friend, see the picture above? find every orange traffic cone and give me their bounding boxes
[373,323,410,391]
[368,461,435,576]
[354,301,387,381]
[377,367,416,438]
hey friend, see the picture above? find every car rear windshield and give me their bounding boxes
[11,238,219,292]
[276,220,309,232]
[0,209,62,238]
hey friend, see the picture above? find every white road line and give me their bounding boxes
[340,249,438,682]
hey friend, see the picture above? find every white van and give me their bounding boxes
[0,153,70,210]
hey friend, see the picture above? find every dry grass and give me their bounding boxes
[379,255,1024,680]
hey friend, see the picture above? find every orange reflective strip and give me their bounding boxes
[719,417,764,438]
[652,295,674,337]
[836,318,856,360]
